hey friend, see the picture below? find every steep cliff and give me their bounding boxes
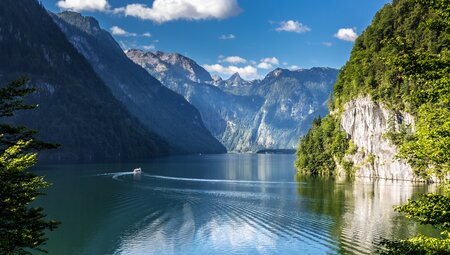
[296,0,450,181]
[339,97,416,180]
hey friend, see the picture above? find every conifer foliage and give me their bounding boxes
[0,78,59,254]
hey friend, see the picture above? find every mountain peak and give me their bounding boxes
[126,50,213,83]
[227,72,245,82]
[265,68,287,79]
[56,11,101,35]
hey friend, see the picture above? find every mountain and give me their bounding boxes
[223,73,252,87]
[52,11,225,154]
[126,50,338,151]
[295,0,450,182]
[126,50,213,84]
[0,0,170,162]
[210,72,259,92]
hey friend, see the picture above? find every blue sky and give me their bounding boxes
[41,0,391,80]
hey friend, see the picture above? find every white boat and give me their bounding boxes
[133,168,142,174]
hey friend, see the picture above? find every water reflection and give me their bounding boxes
[297,176,437,254]
[34,155,436,255]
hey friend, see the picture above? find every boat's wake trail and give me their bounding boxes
[99,172,303,185]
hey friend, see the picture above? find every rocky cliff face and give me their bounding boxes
[339,97,417,181]
[127,49,338,152]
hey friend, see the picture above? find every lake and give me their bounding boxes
[34,154,436,255]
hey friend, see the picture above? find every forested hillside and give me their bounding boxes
[296,0,450,179]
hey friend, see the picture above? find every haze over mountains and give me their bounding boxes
[0,0,338,161]
[127,50,338,152]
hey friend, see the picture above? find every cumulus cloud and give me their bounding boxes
[142,32,152,37]
[256,57,279,69]
[334,28,358,42]
[221,56,247,64]
[219,34,236,40]
[276,20,310,33]
[110,26,137,36]
[203,64,258,80]
[257,62,272,69]
[115,0,241,23]
[260,57,279,65]
[57,0,110,11]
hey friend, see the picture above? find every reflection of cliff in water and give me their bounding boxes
[296,176,438,254]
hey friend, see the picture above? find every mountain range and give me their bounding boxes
[52,11,225,155]
[0,0,338,161]
[127,50,338,152]
[0,0,224,162]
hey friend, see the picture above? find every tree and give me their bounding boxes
[0,78,59,254]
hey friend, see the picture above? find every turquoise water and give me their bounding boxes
[34,154,435,255]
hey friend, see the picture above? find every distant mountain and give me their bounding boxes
[241,67,339,149]
[127,50,339,151]
[52,11,225,154]
[127,49,263,151]
[0,0,170,162]
[127,50,213,84]
[209,72,259,90]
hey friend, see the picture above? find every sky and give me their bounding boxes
[40,0,391,80]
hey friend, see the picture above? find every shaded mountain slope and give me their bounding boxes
[0,0,170,162]
[53,11,225,154]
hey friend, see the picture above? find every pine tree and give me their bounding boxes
[0,78,59,254]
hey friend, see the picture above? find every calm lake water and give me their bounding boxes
[34,154,436,255]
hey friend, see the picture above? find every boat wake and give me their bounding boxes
[96,172,304,185]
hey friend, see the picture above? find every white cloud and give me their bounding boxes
[219,34,236,40]
[256,57,279,69]
[110,26,137,36]
[289,65,300,70]
[257,62,272,69]
[322,42,333,47]
[334,28,358,42]
[222,56,247,64]
[260,57,279,65]
[142,45,156,50]
[115,0,241,23]
[203,64,258,80]
[142,32,152,37]
[57,0,110,12]
[276,20,310,33]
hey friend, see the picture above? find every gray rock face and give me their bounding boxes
[339,96,418,181]
[126,50,213,84]
[127,50,339,152]
[52,11,226,154]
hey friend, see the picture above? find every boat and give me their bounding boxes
[133,168,142,174]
